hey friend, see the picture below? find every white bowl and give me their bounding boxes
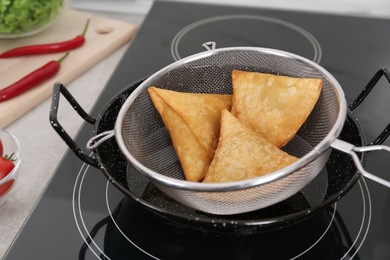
[0,129,22,206]
[0,0,64,39]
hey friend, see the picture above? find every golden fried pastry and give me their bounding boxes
[231,70,322,147]
[203,110,298,183]
[147,87,232,182]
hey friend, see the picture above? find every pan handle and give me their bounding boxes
[50,82,99,168]
[349,67,390,145]
[336,67,390,188]
[331,139,390,188]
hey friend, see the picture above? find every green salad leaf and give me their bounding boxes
[0,0,63,34]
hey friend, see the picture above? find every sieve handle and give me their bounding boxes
[50,82,99,168]
[349,67,390,145]
[86,130,115,150]
[331,139,390,188]
[202,41,216,50]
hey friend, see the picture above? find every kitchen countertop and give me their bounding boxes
[0,10,144,258]
[1,1,390,258]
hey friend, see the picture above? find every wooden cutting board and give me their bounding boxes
[0,7,138,128]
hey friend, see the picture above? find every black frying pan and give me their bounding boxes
[50,68,390,234]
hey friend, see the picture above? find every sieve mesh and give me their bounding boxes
[156,150,330,215]
[119,47,344,215]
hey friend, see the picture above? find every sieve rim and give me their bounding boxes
[115,46,347,192]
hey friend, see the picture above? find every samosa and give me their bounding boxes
[147,87,232,182]
[231,70,322,148]
[203,110,298,183]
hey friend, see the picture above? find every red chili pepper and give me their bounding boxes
[0,53,69,102]
[0,20,89,58]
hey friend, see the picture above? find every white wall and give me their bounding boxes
[161,0,390,19]
[68,0,390,18]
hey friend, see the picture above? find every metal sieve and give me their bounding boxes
[88,43,390,215]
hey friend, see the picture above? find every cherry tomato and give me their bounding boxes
[0,179,14,197]
[0,155,16,196]
[0,157,15,180]
[0,139,3,156]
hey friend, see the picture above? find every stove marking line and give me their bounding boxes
[290,204,337,260]
[72,162,109,260]
[73,160,370,260]
[72,162,100,259]
[73,160,159,259]
[341,180,367,259]
[102,175,369,259]
[104,179,340,260]
[170,14,322,63]
[103,179,343,260]
[105,181,160,260]
[292,177,371,260]
[343,177,372,260]
[78,163,111,259]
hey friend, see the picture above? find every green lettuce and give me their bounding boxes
[0,0,63,35]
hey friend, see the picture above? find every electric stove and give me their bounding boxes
[4,1,390,259]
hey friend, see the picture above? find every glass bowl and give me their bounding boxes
[0,129,22,206]
[0,0,64,39]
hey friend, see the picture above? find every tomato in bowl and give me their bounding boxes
[0,129,22,206]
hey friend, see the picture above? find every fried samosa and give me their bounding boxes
[147,87,232,182]
[231,70,322,148]
[203,110,298,183]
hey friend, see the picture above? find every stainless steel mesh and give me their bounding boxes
[116,47,346,215]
